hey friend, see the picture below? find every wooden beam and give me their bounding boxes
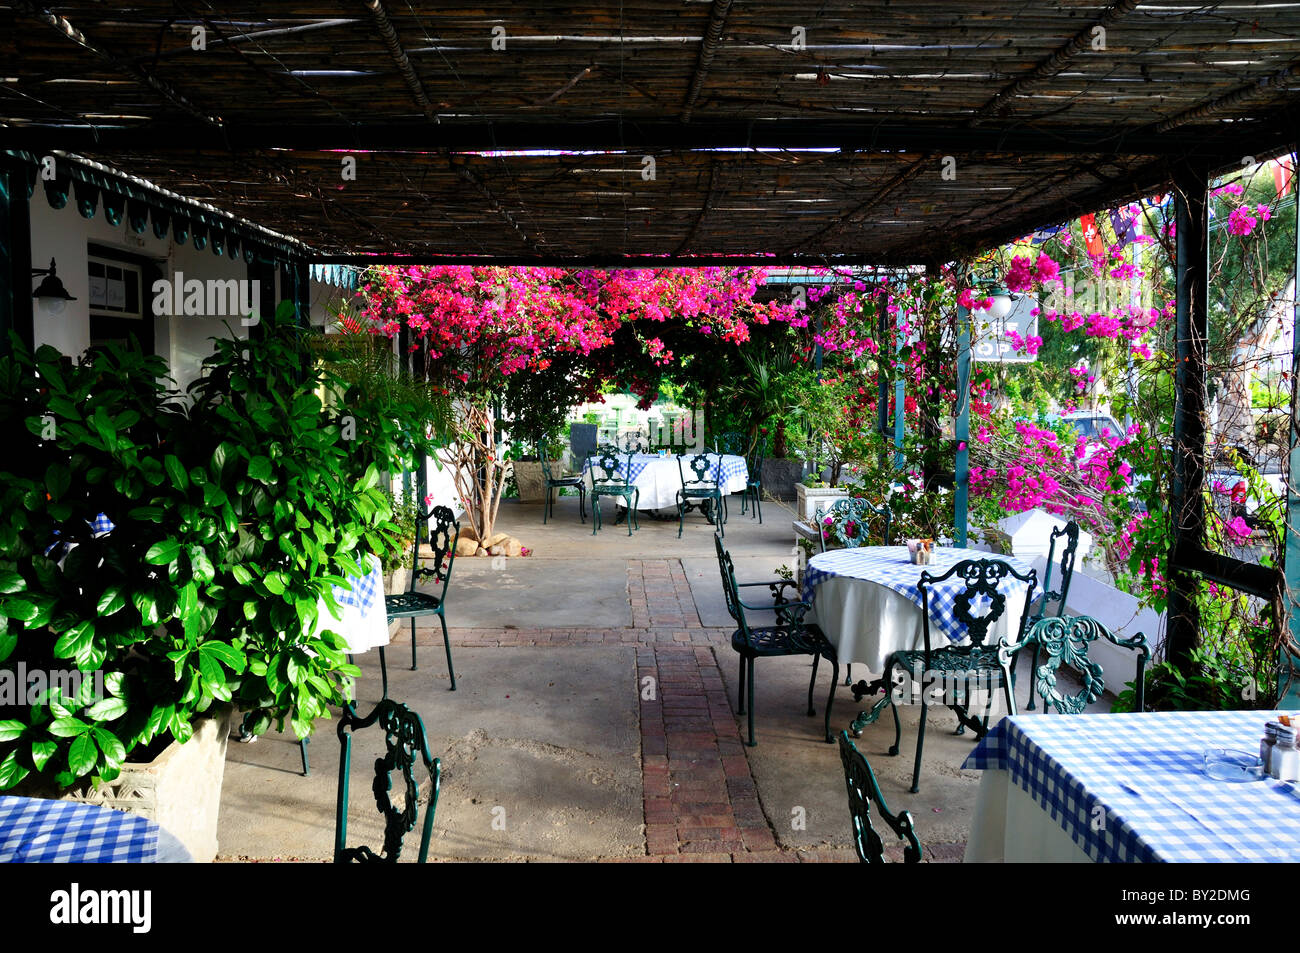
[4,118,1282,158]
[12,0,223,127]
[682,0,734,123]
[972,0,1141,123]
[361,0,439,124]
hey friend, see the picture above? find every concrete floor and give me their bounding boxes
[216,491,1112,862]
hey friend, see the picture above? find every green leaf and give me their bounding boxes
[231,564,253,585]
[96,586,126,616]
[145,540,181,565]
[0,720,25,742]
[197,652,225,693]
[52,621,95,662]
[68,733,98,777]
[0,751,29,790]
[133,589,159,626]
[248,456,273,481]
[263,571,287,595]
[0,570,25,594]
[0,631,14,664]
[84,696,129,722]
[164,454,189,490]
[30,739,57,772]
[91,728,126,768]
[45,463,72,501]
[47,716,89,738]
[199,641,247,674]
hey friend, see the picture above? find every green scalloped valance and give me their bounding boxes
[73,178,99,219]
[102,190,126,226]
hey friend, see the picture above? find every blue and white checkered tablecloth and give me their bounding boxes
[585,452,746,485]
[0,795,158,863]
[964,710,1300,863]
[332,556,383,616]
[801,546,1034,645]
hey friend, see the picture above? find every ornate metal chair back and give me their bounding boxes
[620,431,649,454]
[713,532,747,630]
[407,504,457,603]
[335,699,441,863]
[588,445,630,487]
[838,732,921,863]
[819,497,891,550]
[678,452,720,490]
[1035,520,1080,621]
[715,431,746,456]
[916,558,1038,655]
[1000,614,1149,714]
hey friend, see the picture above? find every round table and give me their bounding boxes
[802,546,1035,672]
[0,794,192,862]
[582,453,749,511]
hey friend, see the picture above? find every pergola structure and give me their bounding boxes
[2,1,1300,697]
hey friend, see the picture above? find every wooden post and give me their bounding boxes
[1167,160,1212,671]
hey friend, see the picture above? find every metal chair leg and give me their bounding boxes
[755,490,762,524]
[378,646,389,699]
[543,485,550,524]
[410,617,418,671]
[910,702,929,793]
[439,611,456,691]
[844,662,853,686]
[807,654,820,715]
[746,658,757,747]
[737,653,747,714]
[579,485,586,523]
[824,660,840,743]
[299,736,310,776]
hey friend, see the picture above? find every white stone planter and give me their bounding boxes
[17,704,234,863]
[512,460,564,503]
[795,483,850,521]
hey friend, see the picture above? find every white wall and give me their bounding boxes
[28,197,262,392]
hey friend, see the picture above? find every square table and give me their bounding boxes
[963,709,1300,862]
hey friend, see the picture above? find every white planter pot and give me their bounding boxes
[795,483,850,521]
[512,460,564,503]
[16,704,234,863]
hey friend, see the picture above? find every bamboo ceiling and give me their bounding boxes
[2,1,1299,262]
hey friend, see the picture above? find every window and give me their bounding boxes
[87,255,143,319]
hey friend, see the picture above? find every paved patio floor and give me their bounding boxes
[217,493,1107,862]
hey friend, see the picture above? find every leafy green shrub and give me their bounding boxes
[0,303,433,791]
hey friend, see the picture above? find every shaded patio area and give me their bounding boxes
[219,495,1105,861]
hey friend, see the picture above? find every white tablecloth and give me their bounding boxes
[803,547,1033,671]
[317,553,389,654]
[964,768,1093,862]
[583,453,749,510]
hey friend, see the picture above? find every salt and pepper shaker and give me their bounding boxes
[1261,722,1280,767]
[1269,725,1300,782]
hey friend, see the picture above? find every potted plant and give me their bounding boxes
[0,303,438,861]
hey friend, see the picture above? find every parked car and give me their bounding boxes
[1060,411,1124,442]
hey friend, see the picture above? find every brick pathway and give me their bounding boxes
[404,558,964,862]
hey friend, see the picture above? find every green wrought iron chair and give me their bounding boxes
[998,614,1149,715]
[741,442,764,522]
[714,431,747,456]
[677,452,727,538]
[850,558,1037,793]
[620,430,649,453]
[1023,520,1080,709]
[825,498,891,689]
[817,497,892,553]
[334,698,441,863]
[838,732,922,863]
[540,455,586,525]
[714,533,839,746]
[587,445,640,536]
[385,504,459,691]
